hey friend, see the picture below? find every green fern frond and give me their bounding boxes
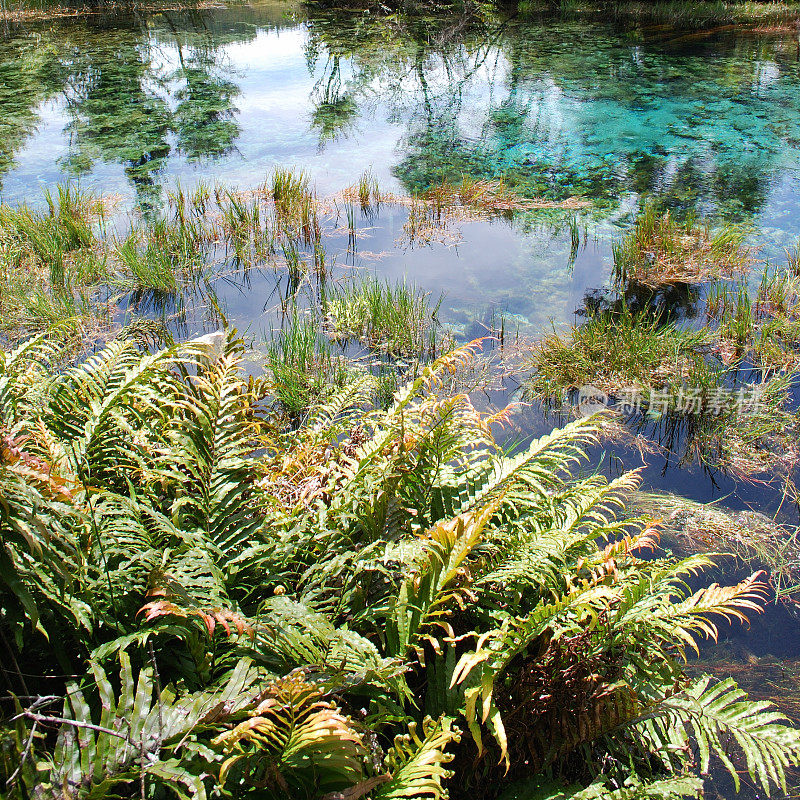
[632,675,800,795]
[34,652,261,799]
[386,496,503,658]
[431,415,605,524]
[375,716,460,800]
[610,569,768,656]
[215,671,366,797]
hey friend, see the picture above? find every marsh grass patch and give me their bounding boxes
[263,311,352,420]
[324,275,450,359]
[526,305,714,400]
[612,203,751,288]
[705,262,800,372]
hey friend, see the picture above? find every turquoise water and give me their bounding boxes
[2,2,800,339]
[3,1,800,515]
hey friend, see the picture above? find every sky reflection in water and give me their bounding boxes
[1,3,800,336]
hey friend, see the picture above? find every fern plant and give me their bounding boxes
[1,332,799,800]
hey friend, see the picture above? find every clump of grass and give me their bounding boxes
[265,311,349,419]
[394,177,589,248]
[612,203,751,287]
[706,266,800,372]
[695,373,800,493]
[344,201,357,253]
[113,218,207,295]
[754,315,800,372]
[0,185,112,342]
[216,189,264,264]
[167,182,214,245]
[786,239,800,276]
[0,185,101,282]
[168,181,213,228]
[421,176,589,215]
[708,282,755,364]
[325,276,447,358]
[115,232,178,294]
[281,240,305,282]
[527,305,712,399]
[450,176,523,212]
[268,168,321,250]
[271,167,310,216]
[356,169,381,215]
[630,491,800,603]
[312,239,330,277]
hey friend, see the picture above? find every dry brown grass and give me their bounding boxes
[338,177,589,248]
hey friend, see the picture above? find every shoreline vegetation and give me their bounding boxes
[2,330,800,800]
[2,0,800,26]
[1,171,800,797]
[526,203,800,502]
[0,174,579,341]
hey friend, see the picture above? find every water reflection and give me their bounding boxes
[1,2,800,346]
[1,2,798,223]
[0,4,275,206]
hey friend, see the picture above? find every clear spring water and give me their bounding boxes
[2,1,800,336]
[3,4,800,508]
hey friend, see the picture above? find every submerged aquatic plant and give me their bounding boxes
[631,491,800,604]
[355,168,381,214]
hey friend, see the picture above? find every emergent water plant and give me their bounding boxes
[612,203,751,288]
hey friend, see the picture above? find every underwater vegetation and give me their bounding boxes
[631,491,800,607]
[3,0,799,223]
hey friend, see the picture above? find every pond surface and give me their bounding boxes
[4,2,800,776]
[2,2,800,514]
[3,1,800,330]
